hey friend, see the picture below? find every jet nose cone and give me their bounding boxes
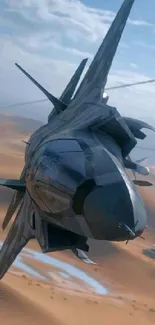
[83,181,147,241]
[130,186,148,237]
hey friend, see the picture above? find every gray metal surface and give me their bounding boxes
[0,0,154,280]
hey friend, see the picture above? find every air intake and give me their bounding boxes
[72,179,96,214]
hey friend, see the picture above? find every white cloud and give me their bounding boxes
[107,69,155,119]
[15,32,93,58]
[51,42,93,58]
[5,0,110,42]
[4,0,153,43]
[128,18,154,27]
[133,41,155,50]
[0,0,155,123]
[0,36,80,121]
[130,62,138,69]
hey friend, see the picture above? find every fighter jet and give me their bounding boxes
[0,0,155,280]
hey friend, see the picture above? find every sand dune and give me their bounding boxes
[0,114,155,324]
[1,236,155,325]
[0,281,58,325]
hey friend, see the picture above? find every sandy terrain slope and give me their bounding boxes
[0,114,155,325]
[0,281,58,325]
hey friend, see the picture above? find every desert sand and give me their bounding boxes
[0,114,155,325]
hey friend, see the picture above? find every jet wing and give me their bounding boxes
[0,178,25,191]
[1,167,27,230]
[0,192,34,279]
[2,190,24,231]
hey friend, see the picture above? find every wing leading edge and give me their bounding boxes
[0,192,34,279]
[2,166,27,231]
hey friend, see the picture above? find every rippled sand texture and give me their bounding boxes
[1,114,155,325]
[0,282,59,325]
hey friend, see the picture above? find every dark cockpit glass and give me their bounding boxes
[29,139,86,214]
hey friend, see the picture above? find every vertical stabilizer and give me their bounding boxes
[48,58,88,122]
[68,0,135,111]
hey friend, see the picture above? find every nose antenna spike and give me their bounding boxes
[124,224,136,238]
[139,236,145,240]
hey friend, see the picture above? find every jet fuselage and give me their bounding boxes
[25,128,147,242]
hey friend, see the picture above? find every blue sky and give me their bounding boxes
[0,0,155,122]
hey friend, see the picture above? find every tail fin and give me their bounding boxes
[0,192,34,279]
[15,58,88,120]
[48,58,88,122]
[15,63,66,114]
[67,0,135,111]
